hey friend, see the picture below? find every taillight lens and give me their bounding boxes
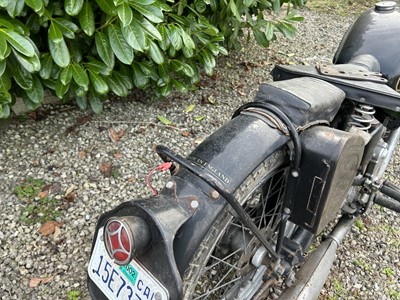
[104,216,151,265]
[104,219,133,265]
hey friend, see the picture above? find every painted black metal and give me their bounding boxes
[233,102,301,172]
[87,193,193,300]
[289,126,365,234]
[157,145,281,262]
[375,194,400,213]
[381,180,400,202]
[333,4,400,90]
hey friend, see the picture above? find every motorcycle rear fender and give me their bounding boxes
[88,114,289,300]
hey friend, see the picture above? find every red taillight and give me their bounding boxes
[104,217,151,265]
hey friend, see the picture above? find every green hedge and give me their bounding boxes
[0,0,304,118]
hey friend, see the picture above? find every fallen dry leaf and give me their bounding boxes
[99,162,113,177]
[64,191,76,203]
[39,221,58,236]
[79,150,87,160]
[29,278,42,288]
[108,128,125,143]
[127,176,137,183]
[37,190,49,198]
[53,226,62,239]
[237,90,246,96]
[65,184,77,196]
[113,151,123,159]
[29,275,55,288]
[181,131,190,137]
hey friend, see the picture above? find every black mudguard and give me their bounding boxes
[87,113,289,300]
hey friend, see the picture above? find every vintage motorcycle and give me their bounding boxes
[87,2,400,299]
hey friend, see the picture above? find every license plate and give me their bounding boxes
[88,227,169,300]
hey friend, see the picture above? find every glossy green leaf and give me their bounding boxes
[264,21,274,41]
[89,95,103,114]
[130,2,163,23]
[2,29,35,57]
[139,18,162,41]
[0,104,10,119]
[96,0,117,15]
[71,64,89,89]
[24,0,43,13]
[185,104,195,113]
[0,60,6,77]
[95,31,115,68]
[0,73,11,91]
[148,40,164,64]
[158,25,170,51]
[0,19,15,30]
[49,21,63,43]
[132,64,149,88]
[180,27,195,50]
[108,24,133,65]
[229,0,241,20]
[253,28,270,47]
[0,92,11,105]
[13,65,33,89]
[172,79,187,92]
[122,19,145,52]
[49,36,70,68]
[0,0,8,8]
[55,79,70,98]
[26,75,44,104]
[169,25,182,50]
[105,75,128,96]
[89,70,109,94]
[157,115,172,125]
[7,0,24,18]
[13,49,41,72]
[86,58,112,76]
[129,0,156,5]
[0,32,9,60]
[243,0,254,7]
[53,18,79,39]
[117,3,133,27]
[60,65,73,85]
[65,0,84,16]
[79,0,95,36]
[272,0,280,13]
[158,63,170,84]
[76,95,87,109]
[39,54,53,80]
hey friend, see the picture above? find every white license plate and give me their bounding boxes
[88,227,169,300]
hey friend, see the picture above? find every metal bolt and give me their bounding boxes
[396,107,400,112]
[210,190,219,199]
[191,200,199,209]
[283,207,291,215]
[154,292,162,300]
[165,181,174,189]
[291,170,299,178]
[359,97,366,102]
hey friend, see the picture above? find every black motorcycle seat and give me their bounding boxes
[271,64,400,112]
[254,77,345,127]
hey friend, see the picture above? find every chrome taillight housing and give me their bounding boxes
[104,216,151,265]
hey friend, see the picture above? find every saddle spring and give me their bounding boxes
[348,104,376,131]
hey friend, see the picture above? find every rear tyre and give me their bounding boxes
[182,150,290,300]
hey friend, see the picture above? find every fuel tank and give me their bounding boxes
[333,1,400,91]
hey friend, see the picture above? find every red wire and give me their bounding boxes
[146,162,173,196]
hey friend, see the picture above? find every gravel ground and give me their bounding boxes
[1,7,399,300]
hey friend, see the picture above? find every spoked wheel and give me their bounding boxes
[182,151,292,300]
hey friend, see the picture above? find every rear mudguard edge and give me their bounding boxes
[87,114,289,300]
[173,114,289,273]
